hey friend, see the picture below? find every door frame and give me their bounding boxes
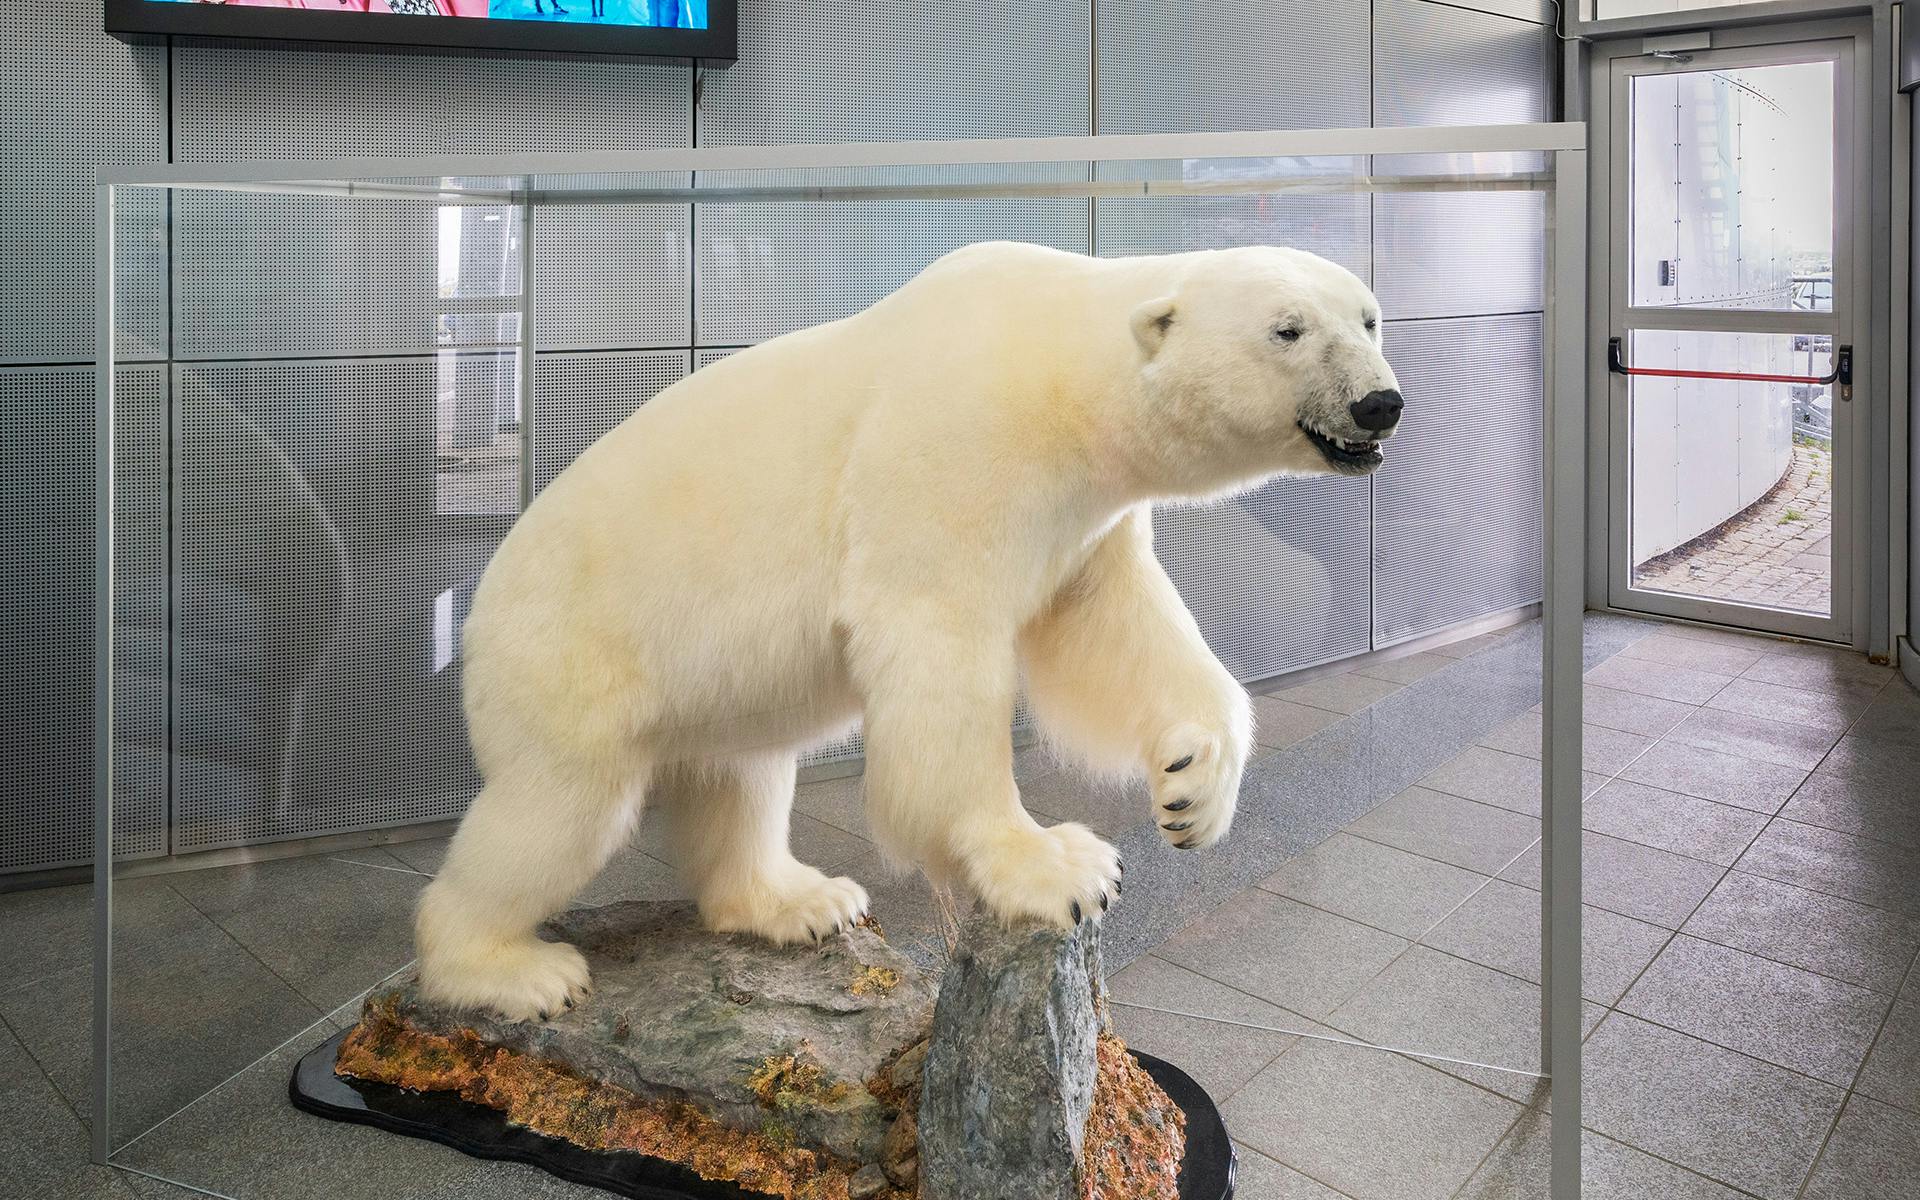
[1586,13,1879,648]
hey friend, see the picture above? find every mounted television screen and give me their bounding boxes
[105,0,735,59]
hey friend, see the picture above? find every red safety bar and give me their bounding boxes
[1608,337,1851,391]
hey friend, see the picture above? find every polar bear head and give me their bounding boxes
[1128,247,1403,488]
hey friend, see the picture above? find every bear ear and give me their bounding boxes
[1130,296,1178,359]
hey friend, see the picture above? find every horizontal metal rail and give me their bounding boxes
[1608,336,1852,388]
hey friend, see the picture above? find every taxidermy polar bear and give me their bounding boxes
[416,242,1404,1020]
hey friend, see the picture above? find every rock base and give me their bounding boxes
[323,901,1194,1200]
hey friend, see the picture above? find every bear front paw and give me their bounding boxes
[699,863,871,947]
[965,821,1123,930]
[417,936,593,1023]
[1149,723,1242,851]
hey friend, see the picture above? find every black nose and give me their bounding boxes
[1350,389,1403,432]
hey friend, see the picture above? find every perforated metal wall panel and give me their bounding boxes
[0,8,167,364]
[693,0,1090,346]
[171,41,691,359]
[1373,315,1545,647]
[0,367,168,873]
[1095,0,1371,138]
[1371,0,1552,321]
[1154,480,1374,683]
[696,182,1093,345]
[534,350,690,492]
[170,355,517,851]
[1092,190,1372,283]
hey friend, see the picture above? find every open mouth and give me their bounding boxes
[1298,420,1385,473]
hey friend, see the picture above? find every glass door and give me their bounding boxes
[1606,40,1854,642]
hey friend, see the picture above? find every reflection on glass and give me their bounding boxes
[1628,330,1832,615]
[1630,61,1833,312]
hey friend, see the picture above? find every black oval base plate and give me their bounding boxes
[290,1028,1235,1200]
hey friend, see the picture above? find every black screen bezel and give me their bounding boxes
[105,0,735,61]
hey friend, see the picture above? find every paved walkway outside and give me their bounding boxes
[1635,440,1833,615]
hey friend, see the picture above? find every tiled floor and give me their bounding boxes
[1108,617,1920,1200]
[7,614,1920,1198]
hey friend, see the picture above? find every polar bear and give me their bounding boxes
[415,242,1403,1020]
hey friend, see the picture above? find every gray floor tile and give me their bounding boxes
[1430,626,1527,659]
[1684,871,1920,994]
[570,845,689,908]
[1783,771,1920,851]
[1802,1095,1920,1200]
[0,879,204,997]
[1156,889,1409,1019]
[1852,680,1920,745]
[1569,683,1697,737]
[1108,955,1319,1104]
[1018,768,1149,839]
[1347,788,1539,875]
[1228,1142,1351,1199]
[1418,744,1604,817]
[1657,624,1799,652]
[1582,778,1768,867]
[1583,1013,1845,1200]
[1324,945,1558,1103]
[1664,707,1843,771]
[1736,819,1920,917]
[0,1021,144,1200]
[1501,831,1725,929]
[792,772,867,836]
[1251,694,1346,750]
[1616,738,1809,814]
[1421,878,1670,1005]
[1619,935,1890,1085]
[1585,653,1734,705]
[1856,996,1920,1115]
[0,917,326,1140]
[111,1019,605,1200]
[1456,1109,1749,1200]
[1621,633,1769,677]
[1258,832,1487,939]
[1276,672,1405,716]
[1352,651,1455,686]
[1479,713,1654,775]
[1741,647,1894,702]
[166,850,425,1013]
[384,836,450,874]
[1221,1038,1522,1200]
[1707,676,1869,735]
[1820,735,1920,800]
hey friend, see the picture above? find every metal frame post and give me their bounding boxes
[1544,146,1589,1200]
[518,181,537,514]
[91,180,116,1166]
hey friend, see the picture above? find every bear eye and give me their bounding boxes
[1364,316,1379,332]
[1273,326,1302,343]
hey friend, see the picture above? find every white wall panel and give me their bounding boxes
[1374,315,1545,646]
[1372,0,1552,320]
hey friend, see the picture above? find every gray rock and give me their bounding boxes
[376,900,933,1161]
[917,910,1104,1200]
[848,1162,890,1199]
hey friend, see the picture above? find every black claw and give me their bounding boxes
[562,996,574,1010]
[1099,891,1110,911]
[806,926,818,942]
[1166,754,1195,773]
[1162,820,1193,832]
[537,1009,550,1022]
[1175,838,1198,850]
[1071,900,1083,923]
[1163,797,1193,812]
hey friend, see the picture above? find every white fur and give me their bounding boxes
[415,242,1401,1019]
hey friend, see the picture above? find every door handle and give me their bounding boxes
[1608,337,1852,400]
